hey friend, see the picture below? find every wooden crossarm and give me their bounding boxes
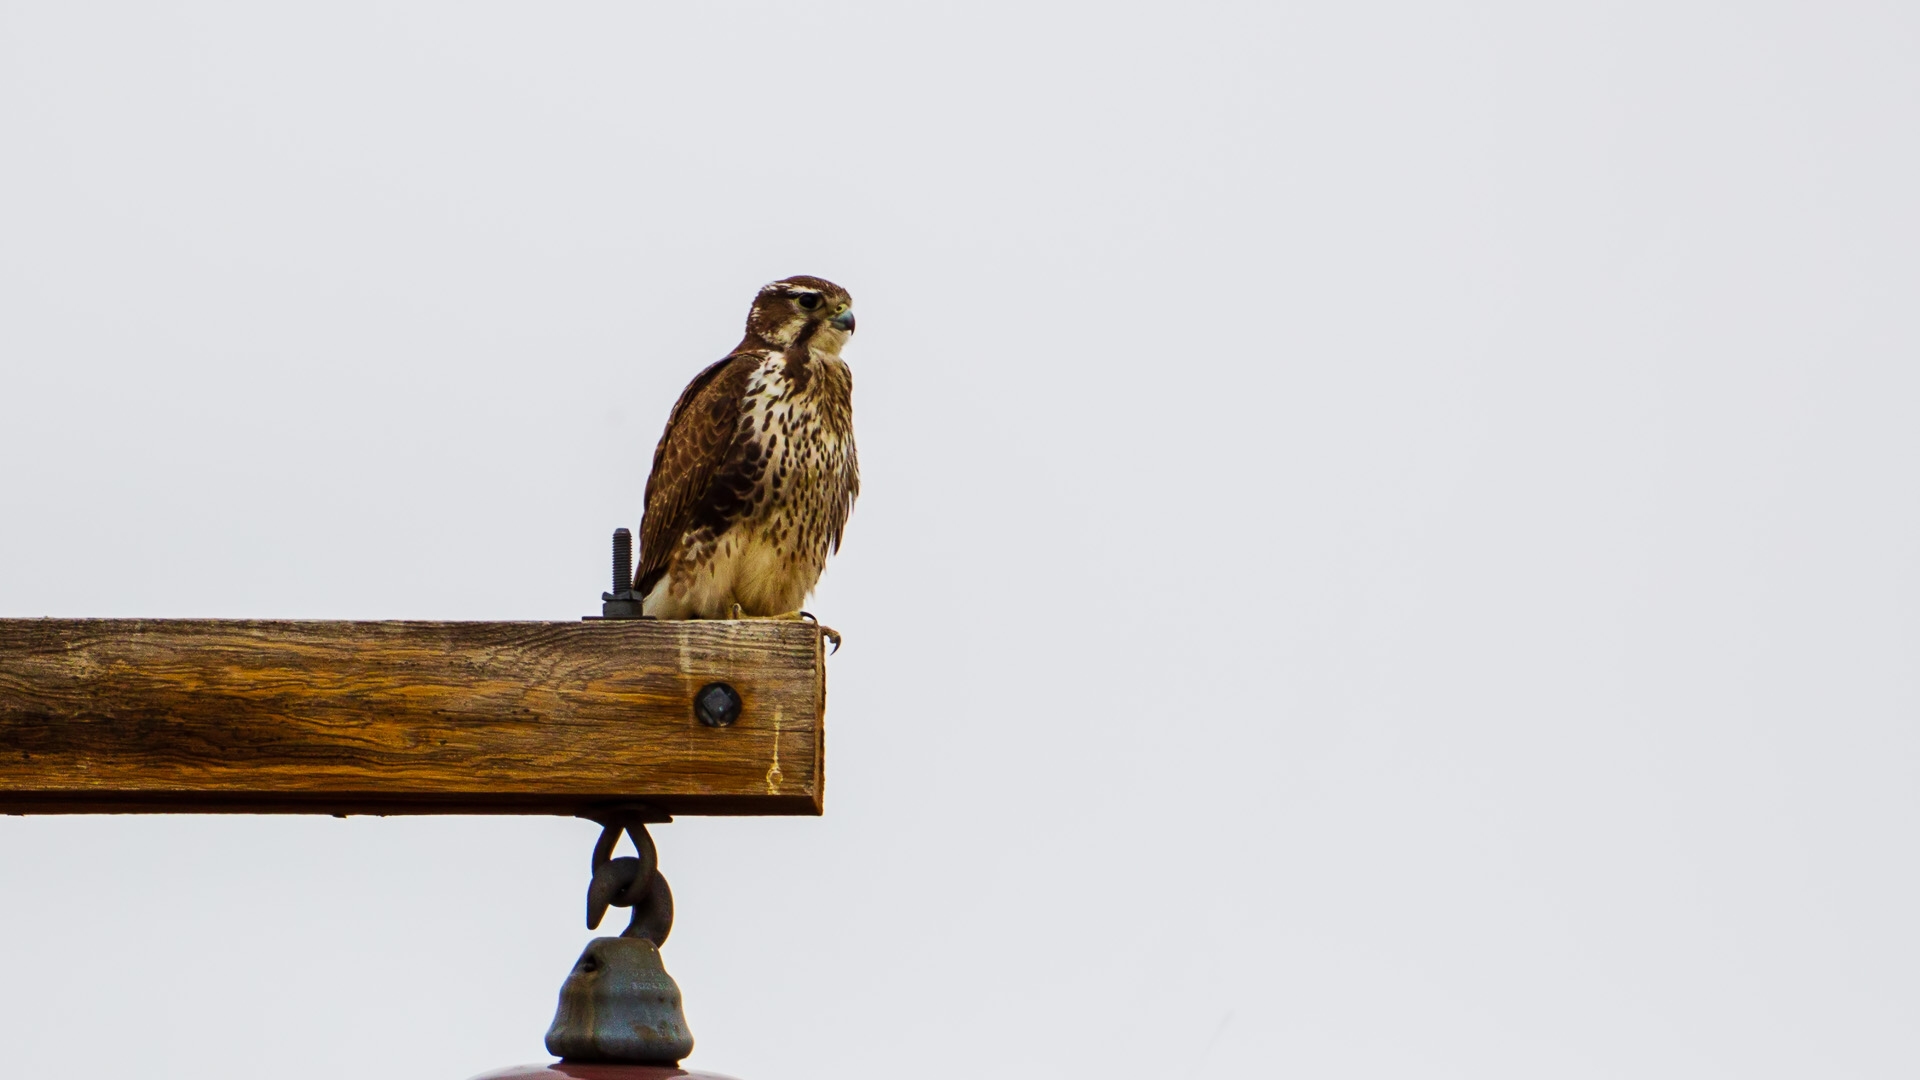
[0,618,825,816]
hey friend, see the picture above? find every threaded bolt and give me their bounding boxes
[612,528,633,596]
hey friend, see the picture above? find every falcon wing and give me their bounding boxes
[634,353,758,597]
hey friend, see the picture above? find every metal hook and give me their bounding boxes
[584,811,674,947]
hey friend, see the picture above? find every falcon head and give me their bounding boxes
[742,275,856,355]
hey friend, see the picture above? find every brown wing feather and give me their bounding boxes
[829,396,859,553]
[634,353,758,596]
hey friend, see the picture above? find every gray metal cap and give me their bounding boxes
[544,936,694,1064]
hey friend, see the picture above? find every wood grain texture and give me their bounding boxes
[0,619,825,816]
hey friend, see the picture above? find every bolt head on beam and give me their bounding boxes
[693,682,742,727]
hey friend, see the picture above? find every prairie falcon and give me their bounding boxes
[634,276,859,630]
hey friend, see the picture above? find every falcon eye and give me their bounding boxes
[796,293,821,310]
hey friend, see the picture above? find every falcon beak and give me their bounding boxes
[831,309,856,333]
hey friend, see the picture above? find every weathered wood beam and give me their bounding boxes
[0,619,825,816]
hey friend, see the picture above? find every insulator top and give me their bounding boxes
[468,1066,741,1080]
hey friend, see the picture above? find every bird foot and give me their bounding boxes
[724,605,841,653]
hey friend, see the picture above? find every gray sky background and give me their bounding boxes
[3,3,1918,1077]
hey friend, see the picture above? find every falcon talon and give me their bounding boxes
[807,618,842,654]
[798,609,842,649]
